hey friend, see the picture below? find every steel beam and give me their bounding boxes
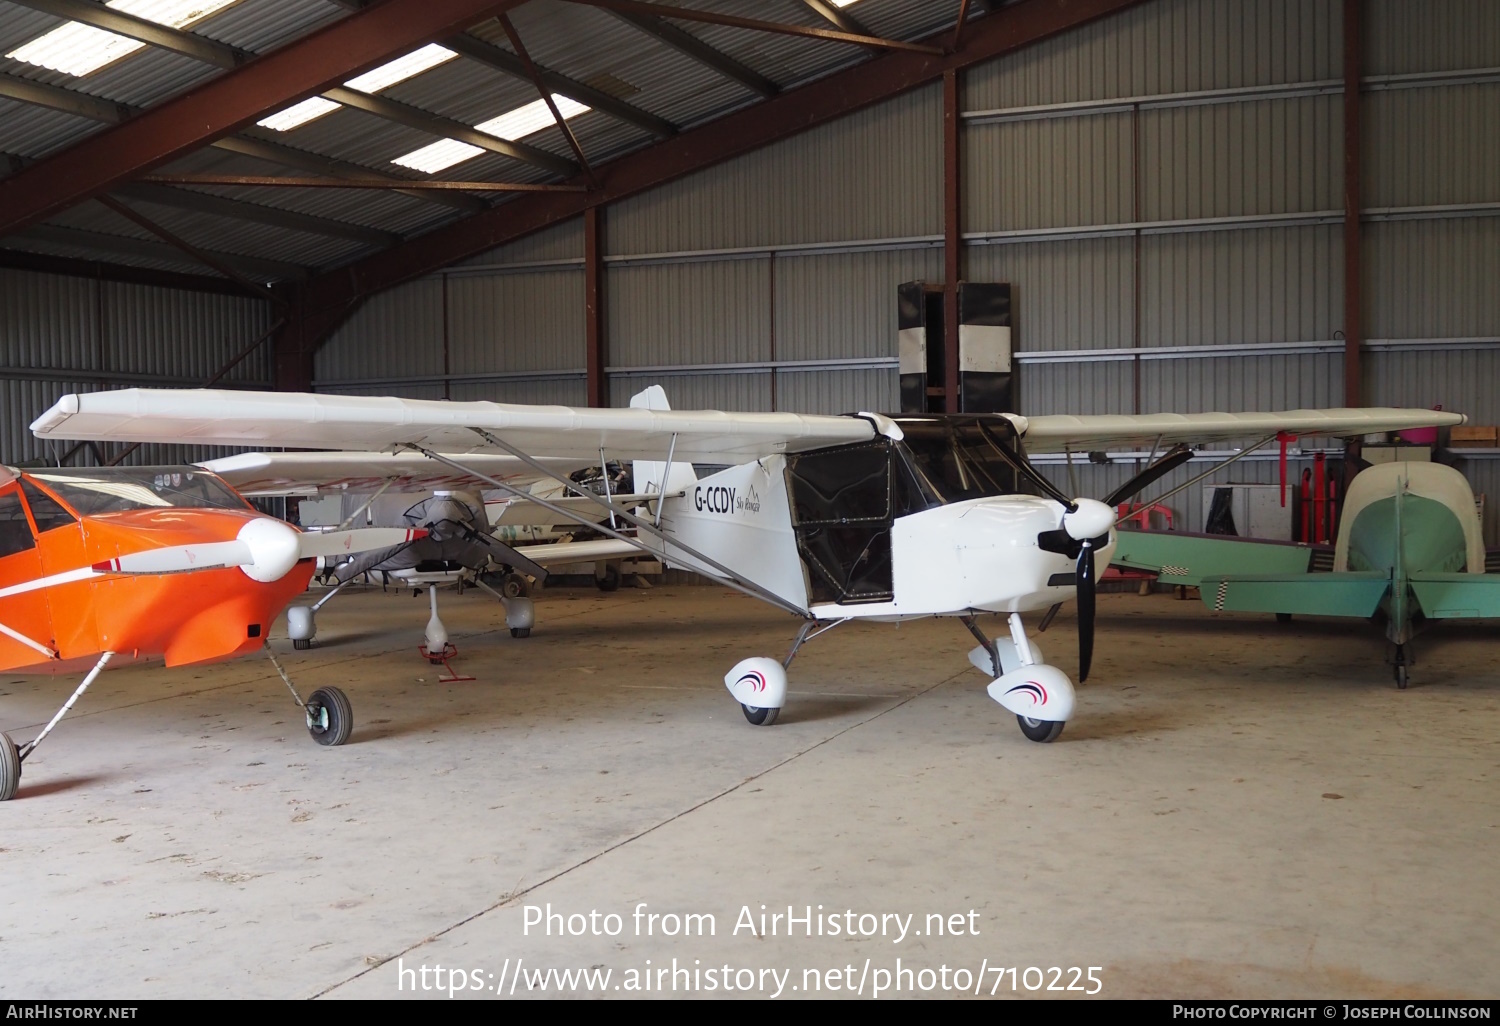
[283,0,1149,356]
[606,10,779,99]
[211,135,488,214]
[0,73,486,216]
[0,0,529,237]
[798,0,874,38]
[585,205,607,407]
[560,0,943,54]
[6,0,252,69]
[117,182,399,247]
[139,173,583,192]
[13,223,310,281]
[943,68,961,414]
[443,34,677,139]
[0,246,258,295]
[1343,0,1363,407]
[322,87,578,177]
[0,73,133,123]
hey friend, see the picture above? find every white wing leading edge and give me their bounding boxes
[31,389,875,464]
[1017,408,1466,453]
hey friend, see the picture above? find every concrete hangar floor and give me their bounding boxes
[1,582,1496,1000]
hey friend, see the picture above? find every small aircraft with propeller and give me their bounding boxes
[198,450,654,678]
[32,387,1463,744]
[0,462,427,800]
[1112,457,1500,688]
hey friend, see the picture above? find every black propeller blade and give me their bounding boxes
[1076,537,1096,683]
[1102,444,1195,508]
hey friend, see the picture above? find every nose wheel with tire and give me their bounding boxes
[1016,715,1064,743]
[305,687,353,746]
[741,704,779,726]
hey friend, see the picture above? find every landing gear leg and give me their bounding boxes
[267,645,352,746]
[3,651,114,800]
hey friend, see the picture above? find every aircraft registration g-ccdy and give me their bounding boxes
[31,387,1463,746]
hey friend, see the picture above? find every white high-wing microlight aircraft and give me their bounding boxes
[31,388,1463,742]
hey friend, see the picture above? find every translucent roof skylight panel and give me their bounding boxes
[392,137,484,174]
[345,43,459,94]
[5,0,241,77]
[256,96,340,132]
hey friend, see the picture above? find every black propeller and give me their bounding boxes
[1075,535,1097,683]
[1055,444,1195,684]
[1102,444,1195,507]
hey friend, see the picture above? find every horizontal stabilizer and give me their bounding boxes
[1199,572,1389,618]
[1409,573,1500,619]
[1111,530,1316,585]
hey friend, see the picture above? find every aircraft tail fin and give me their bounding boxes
[629,386,696,496]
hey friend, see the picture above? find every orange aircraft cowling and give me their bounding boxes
[4,507,314,672]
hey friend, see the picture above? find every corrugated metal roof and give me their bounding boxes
[0,0,969,281]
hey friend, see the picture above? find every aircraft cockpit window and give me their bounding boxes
[895,419,1043,506]
[0,489,37,558]
[20,480,77,533]
[27,468,250,517]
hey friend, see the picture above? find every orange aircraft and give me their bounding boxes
[0,463,424,801]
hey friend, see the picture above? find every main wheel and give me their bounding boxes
[0,732,19,801]
[741,704,779,726]
[1395,664,1409,690]
[292,638,312,650]
[1016,715,1064,743]
[305,687,353,747]
[596,564,621,592]
[510,627,531,638]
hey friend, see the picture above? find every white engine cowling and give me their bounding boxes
[987,663,1075,723]
[724,657,787,710]
[967,637,1045,677]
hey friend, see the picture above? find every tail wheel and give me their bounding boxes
[0,732,19,801]
[1017,716,1064,743]
[741,704,779,726]
[306,687,353,747]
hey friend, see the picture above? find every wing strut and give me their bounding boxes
[411,442,810,617]
[1128,433,1280,511]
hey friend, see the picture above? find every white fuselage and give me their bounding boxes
[646,457,1113,622]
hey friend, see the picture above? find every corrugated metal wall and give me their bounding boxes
[302,0,1498,535]
[0,268,273,467]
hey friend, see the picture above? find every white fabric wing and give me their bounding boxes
[1018,408,1466,453]
[198,451,591,497]
[33,389,875,464]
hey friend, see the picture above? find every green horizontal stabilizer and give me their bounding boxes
[1409,573,1500,619]
[1199,572,1390,617]
[1111,531,1316,586]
